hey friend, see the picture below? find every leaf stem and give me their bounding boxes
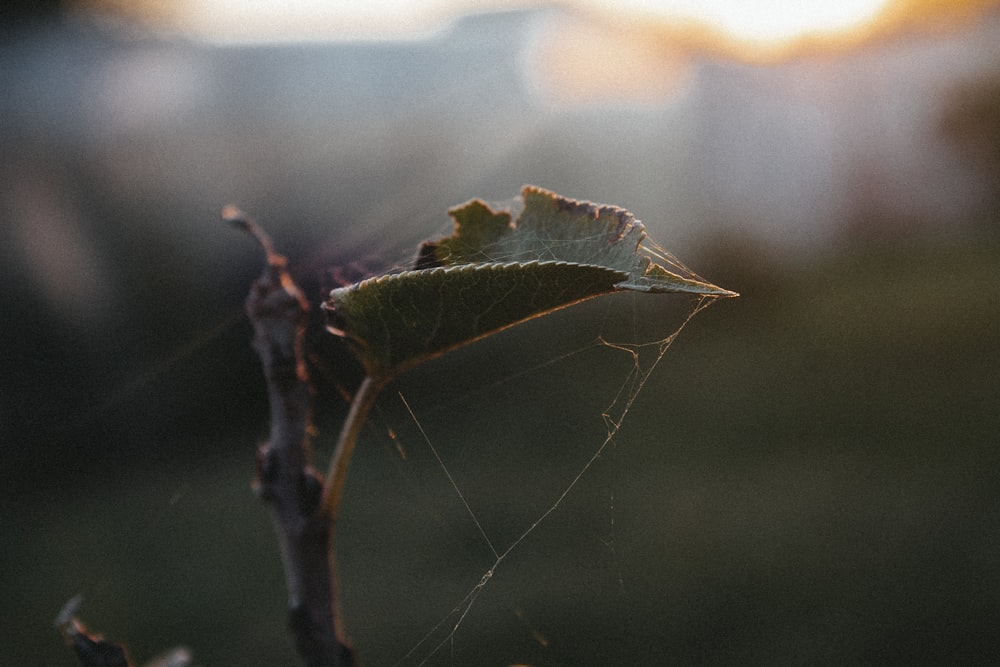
[321,374,386,522]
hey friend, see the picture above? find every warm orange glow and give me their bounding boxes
[71,0,1000,47]
[527,14,692,105]
[527,1,896,105]
[561,0,1000,70]
[70,0,1000,110]
[575,1,897,63]
[592,0,891,45]
[869,0,1000,35]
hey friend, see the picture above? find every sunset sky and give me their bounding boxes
[80,0,1000,51]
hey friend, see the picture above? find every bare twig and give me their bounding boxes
[225,206,356,667]
[56,595,133,667]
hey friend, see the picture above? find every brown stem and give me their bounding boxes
[321,374,386,522]
[227,207,355,667]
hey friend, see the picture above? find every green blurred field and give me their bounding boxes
[6,232,999,666]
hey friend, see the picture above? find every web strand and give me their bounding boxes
[399,392,499,562]
[393,294,719,665]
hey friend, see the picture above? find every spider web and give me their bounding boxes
[38,205,727,666]
[338,237,723,666]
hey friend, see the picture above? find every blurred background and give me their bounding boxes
[3,0,1000,664]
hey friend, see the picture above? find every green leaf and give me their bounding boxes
[324,185,735,379]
